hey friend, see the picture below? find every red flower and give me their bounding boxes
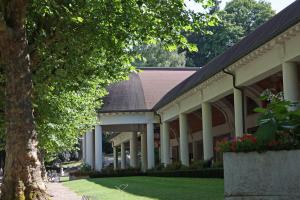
[240,134,257,143]
[268,140,279,147]
[230,141,237,152]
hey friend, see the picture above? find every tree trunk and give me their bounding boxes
[0,0,48,199]
[38,150,48,183]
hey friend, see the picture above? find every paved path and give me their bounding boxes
[47,182,82,200]
[1,176,82,200]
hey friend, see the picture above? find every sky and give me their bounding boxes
[186,0,296,13]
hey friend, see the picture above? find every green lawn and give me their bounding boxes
[63,176,224,200]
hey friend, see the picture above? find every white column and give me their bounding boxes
[95,125,103,171]
[130,132,138,168]
[113,146,118,170]
[283,62,299,102]
[147,123,155,169]
[162,122,170,166]
[141,132,147,171]
[86,130,94,168]
[121,143,126,169]
[82,134,86,162]
[234,88,244,137]
[179,113,189,166]
[159,124,163,164]
[192,140,199,161]
[202,102,214,160]
[169,144,173,163]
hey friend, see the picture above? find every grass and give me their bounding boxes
[63,176,224,200]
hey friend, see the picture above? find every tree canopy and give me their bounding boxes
[132,44,186,68]
[0,0,217,198]
[0,0,218,155]
[186,0,275,67]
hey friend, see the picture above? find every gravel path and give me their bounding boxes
[47,182,82,200]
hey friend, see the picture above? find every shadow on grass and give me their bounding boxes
[86,176,224,200]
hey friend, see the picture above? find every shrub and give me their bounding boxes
[89,167,143,178]
[212,161,223,168]
[153,163,165,171]
[69,163,224,179]
[69,170,90,177]
[164,161,181,171]
[80,163,92,172]
[101,165,114,174]
[87,168,224,179]
[189,160,206,170]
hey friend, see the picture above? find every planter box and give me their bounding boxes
[224,150,300,200]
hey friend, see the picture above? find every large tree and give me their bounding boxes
[186,0,275,67]
[0,0,217,199]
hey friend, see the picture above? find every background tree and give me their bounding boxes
[186,0,275,67]
[132,44,186,67]
[0,0,217,199]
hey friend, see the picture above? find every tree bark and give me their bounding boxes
[0,0,48,199]
[38,150,47,183]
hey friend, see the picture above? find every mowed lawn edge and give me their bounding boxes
[63,176,224,200]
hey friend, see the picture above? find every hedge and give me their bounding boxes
[71,168,224,179]
[146,168,223,178]
[89,168,145,178]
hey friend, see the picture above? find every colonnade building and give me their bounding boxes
[82,1,300,172]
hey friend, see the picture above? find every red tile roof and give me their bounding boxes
[100,68,196,113]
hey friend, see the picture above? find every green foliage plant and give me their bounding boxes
[217,91,300,153]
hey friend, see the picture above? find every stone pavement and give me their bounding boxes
[47,182,82,200]
[0,176,82,200]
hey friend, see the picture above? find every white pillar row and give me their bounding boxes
[85,130,94,168]
[130,132,138,168]
[82,134,86,162]
[147,123,155,169]
[95,125,103,171]
[282,62,299,102]
[162,121,170,166]
[234,88,244,137]
[113,146,118,170]
[121,142,126,169]
[141,132,147,171]
[202,102,214,160]
[179,113,189,166]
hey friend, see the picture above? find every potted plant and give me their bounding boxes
[217,94,300,200]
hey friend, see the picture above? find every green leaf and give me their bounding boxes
[71,16,84,23]
[254,107,266,113]
[255,120,277,143]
